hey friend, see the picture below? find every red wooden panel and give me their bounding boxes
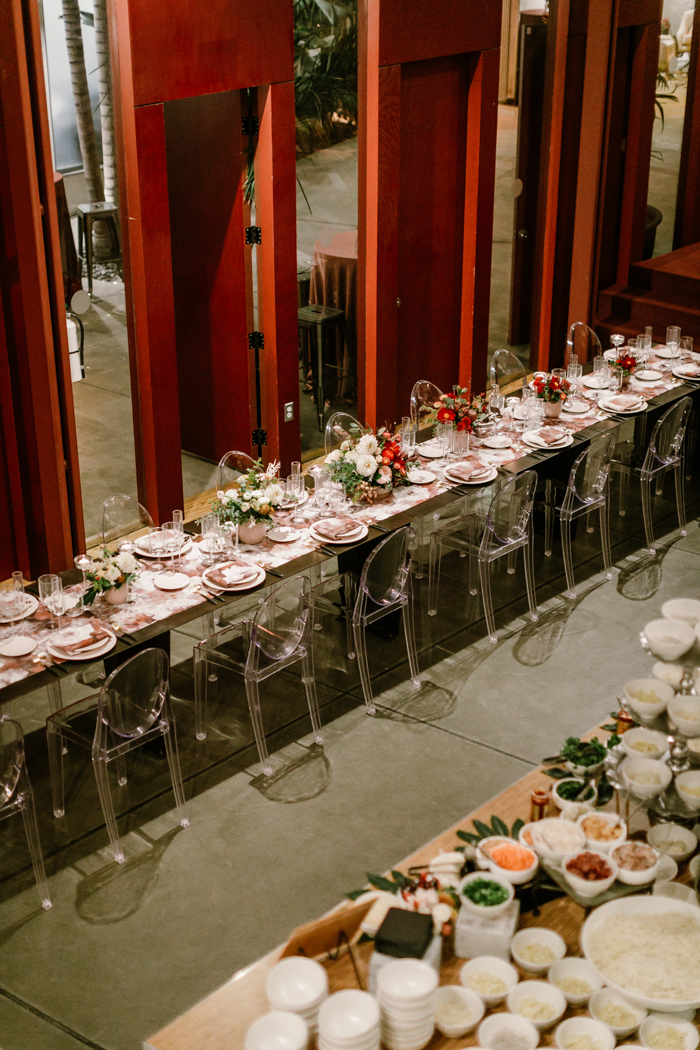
[119,0,293,106]
[378,0,500,66]
[674,4,700,248]
[617,0,661,27]
[164,91,251,462]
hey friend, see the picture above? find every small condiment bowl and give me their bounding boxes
[477,836,539,885]
[511,927,566,974]
[624,678,674,720]
[668,696,700,738]
[561,802,598,823]
[548,958,603,1006]
[459,871,514,917]
[621,727,669,761]
[621,758,672,799]
[661,598,700,625]
[556,1016,617,1050]
[561,848,618,898]
[565,758,606,778]
[478,1013,539,1050]
[266,957,328,1012]
[245,1011,309,1050]
[611,842,660,885]
[690,854,700,881]
[647,822,698,861]
[529,818,586,864]
[460,956,519,1005]
[641,619,696,662]
[675,770,700,810]
[576,811,627,854]
[640,1015,700,1050]
[519,822,538,848]
[507,979,566,1030]
[433,986,484,1039]
[652,881,699,906]
[590,988,647,1037]
[551,778,598,810]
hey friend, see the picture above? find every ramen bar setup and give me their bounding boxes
[4,0,700,1047]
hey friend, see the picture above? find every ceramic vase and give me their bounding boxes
[238,521,266,544]
[544,401,563,418]
[106,584,128,605]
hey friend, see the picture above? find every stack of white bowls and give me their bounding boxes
[377,959,437,1050]
[318,990,380,1050]
[266,957,328,1037]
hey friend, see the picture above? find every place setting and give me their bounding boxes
[267,525,304,543]
[45,620,117,662]
[672,360,700,382]
[201,559,267,593]
[442,457,498,485]
[598,392,647,415]
[407,468,437,485]
[521,425,574,450]
[308,517,369,545]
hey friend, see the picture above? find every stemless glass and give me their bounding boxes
[592,356,610,397]
[290,461,301,476]
[147,527,167,571]
[161,521,181,574]
[667,326,681,354]
[74,554,92,613]
[0,572,24,640]
[609,369,622,395]
[315,474,334,519]
[680,335,694,362]
[38,574,62,631]
[200,514,221,565]
[644,326,653,351]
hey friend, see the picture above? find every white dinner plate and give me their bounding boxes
[599,396,646,415]
[654,346,681,359]
[0,593,38,624]
[309,521,369,545]
[47,632,117,662]
[482,434,511,449]
[522,430,573,450]
[416,443,445,459]
[672,365,700,382]
[267,527,301,543]
[635,369,663,382]
[153,572,191,591]
[583,375,610,389]
[134,536,193,559]
[444,466,498,485]
[279,490,308,509]
[562,399,592,414]
[603,349,620,361]
[0,635,37,658]
[407,469,436,484]
[202,564,266,592]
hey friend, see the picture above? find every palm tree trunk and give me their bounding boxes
[61,0,104,202]
[93,0,117,205]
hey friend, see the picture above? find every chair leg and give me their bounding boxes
[352,620,375,715]
[655,475,665,498]
[19,784,52,910]
[245,676,271,776]
[599,497,613,580]
[478,557,498,644]
[675,462,688,537]
[524,525,539,623]
[640,474,656,553]
[194,650,208,741]
[618,468,628,516]
[162,721,189,828]
[544,479,554,557]
[46,680,63,715]
[301,651,324,744]
[46,721,65,818]
[402,598,421,687]
[586,508,595,534]
[315,322,325,431]
[469,553,478,596]
[115,753,127,787]
[342,579,356,659]
[93,755,125,863]
[413,517,424,579]
[427,534,441,616]
[561,516,577,599]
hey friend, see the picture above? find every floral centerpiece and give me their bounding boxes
[211,460,286,542]
[326,428,412,502]
[435,386,489,432]
[614,353,637,387]
[85,549,139,606]
[533,373,571,417]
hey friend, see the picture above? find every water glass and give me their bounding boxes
[401,417,416,457]
[592,356,610,395]
[0,572,25,638]
[680,335,694,361]
[667,326,681,353]
[328,481,346,514]
[161,521,182,573]
[38,574,63,631]
[314,474,334,519]
[290,461,301,476]
[286,474,307,523]
[200,514,222,565]
[74,554,92,613]
[147,527,167,571]
[609,369,622,394]
[567,357,582,390]
[644,326,653,350]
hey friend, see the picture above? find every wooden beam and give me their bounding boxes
[674,3,700,249]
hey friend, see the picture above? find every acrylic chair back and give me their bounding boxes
[100,494,154,548]
[0,719,23,806]
[485,471,537,551]
[215,451,257,494]
[409,381,444,431]
[568,432,615,507]
[324,412,368,454]
[490,350,527,397]
[567,322,602,365]
[359,528,411,607]
[248,576,309,667]
[647,397,692,468]
[97,647,169,740]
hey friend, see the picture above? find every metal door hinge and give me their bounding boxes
[245,226,261,245]
[252,429,267,446]
[242,115,259,137]
[248,331,264,350]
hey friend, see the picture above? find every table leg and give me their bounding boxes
[315,321,324,431]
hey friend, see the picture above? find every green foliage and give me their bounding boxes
[456,816,525,847]
[294,0,358,154]
[559,736,607,767]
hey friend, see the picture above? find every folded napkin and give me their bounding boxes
[678,364,700,377]
[315,518,360,540]
[536,427,567,445]
[207,563,257,587]
[606,394,641,411]
[448,459,490,481]
[56,623,111,653]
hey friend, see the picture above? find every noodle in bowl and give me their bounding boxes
[581,897,700,1011]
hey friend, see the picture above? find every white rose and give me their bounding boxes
[105,564,120,582]
[375,454,383,465]
[340,439,352,451]
[115,553,137,574]
[224,488,237,498]
[355,453,377,478]
[217,490,225,499]
[241,502,250,512]
[326,449,342,463]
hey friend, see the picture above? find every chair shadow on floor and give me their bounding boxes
[250,743,331,804]
[0,907,46,949]
[513,580,607,668]
[615,538,677,601]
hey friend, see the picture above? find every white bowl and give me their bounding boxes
[478,836,539,885]
[652,882,699,907]
[377,959,438,1001]
[433,986,484,1038]
[562,849,618,898]
[611,842,660,885]
[565,758,606,778]
[653,664,700,690]
[676,771,700,810]
[519,822,539,848]
[477,1013,539,1050]
[690,855,700,881]
[668,698,700,738]
[548,958,604,1005]
[577,812,627,853]
[662,599,700,626]
[642,619,696,661]
[590,988,647,1036]
[624,678,675,720]
[556,1016,617,1050]
[529,818,586,863]
[640,1015,700,1050]
[267,957,328,1011]
[511,927,567,974]
[621,758,673,799]
[460,956,519,1005]
[655,855,679,882]
[647,823,698,862]
[245,1011,309,1050]
[507,979,567,1030]
[318,991,379,1041]
[621,728,670,761]
[459,871,515,918]
[551,778,598,811]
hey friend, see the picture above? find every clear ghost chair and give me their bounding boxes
[46,648,189,864]
[324,412,369,455]
[308,528,420,715]
[567,321,602,365]
[409,380,444,434]
[0,718,51,909]
[215,450,257,493]
[100,494,154,549]
[611,397,691,553]
[428,471,539,643]
[489,350,527,398]
[543,433,615,599]
[193,575,323,776]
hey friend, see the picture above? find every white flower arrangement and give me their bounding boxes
[85,548,139,605]
[325,426,414,502]
[212,460,289,525]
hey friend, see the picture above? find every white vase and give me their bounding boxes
[238,521,266,545]
[106,584,128,605]
[544,401,563,418]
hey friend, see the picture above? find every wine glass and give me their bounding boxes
[74,554,92,614]
[38,574,62,631]
[147,527,167,571]
[644,326,653,351]
[287,474,307,525]
[567,355,582,393]
[610,333,625,358]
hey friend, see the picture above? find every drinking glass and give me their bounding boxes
[328,481,347,515]
[314,474,334,519]
[401,418,416,457]
[290,461,301,476]
[74,554,92,613]
[287,474,307,524]
[567,357,582,391]
[308,464,327,508]
[680,335,694,362]
[161,521,182,574]
[200,514,221,565]
[592,356,609,397]
[667,326,681,355]
[644,326,653,351]
[609,369,622,395]
[0,572,25,640]
[38,574,62,631]
[147,527,167,571]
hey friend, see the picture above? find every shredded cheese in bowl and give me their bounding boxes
[555,977,593,997]
[518,942,556,966]
[516,997,555,1021]
[467,972,506,996]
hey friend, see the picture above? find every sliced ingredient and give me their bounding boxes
[462,878,509,907]
[488,843,536,871]
[581,815,623,842]
[612,842,656,872]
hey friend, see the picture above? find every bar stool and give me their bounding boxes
[76,201,123,295]
[298,304,349,431]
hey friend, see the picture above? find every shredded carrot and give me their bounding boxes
[490,844,535,871]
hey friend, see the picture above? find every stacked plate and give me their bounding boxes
[318,990,380,1050]
[377,959,437,1050]
[266,957,328,1037]
[46,622,116,662]
[599,392,646,414]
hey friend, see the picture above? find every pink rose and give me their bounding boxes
[378,465,392,483]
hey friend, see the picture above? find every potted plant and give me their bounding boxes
[532,373,571,417]
[212,460,287,543]
[84,549,139,606]
[325,427,413,502]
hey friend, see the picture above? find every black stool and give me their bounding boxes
[76,202,122,295]
[298,304,350,431]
